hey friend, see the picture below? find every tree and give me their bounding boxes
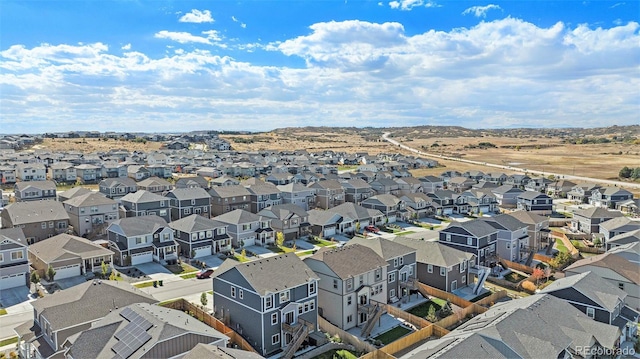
[426,304,438,322]
[30,271,40,294]
[532,267,545,285]
[200,292,208,307]
[355,222,361,233]
[276,232,285,247]
[47,265,56,282]
[240,248,246,261]
[593,237,602,248]
[101,261,108,279]
[619,166,632,178]
[550,252,573,269]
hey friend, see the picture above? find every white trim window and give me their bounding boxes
[231,287,236,298]
[586,307,595,318]
[272,334,280,345]
[309,281,316,295]
[427,264,433,273]
[388,272,396,283]
[265,296,273,309]
[279,290,290,303]
[440,267,446,276]
[271,313,278,325]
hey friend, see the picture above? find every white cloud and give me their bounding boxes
[1,18,638,132]
[231,16,247,28]
[178,9,214,23]
[121,43,131,50]
[154,30,226,45]
[462,4,502,17]
[389,0,440,11]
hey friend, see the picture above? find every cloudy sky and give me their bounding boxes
[1,1,638,133]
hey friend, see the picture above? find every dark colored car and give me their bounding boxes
[196,268,214,279]
[365,225,380,233]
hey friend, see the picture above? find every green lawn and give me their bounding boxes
[308,238,335,247]
[373,326,412,345]
[0,308,7,316]
[165,262,199,275]
[337,165,359,171]
[407,300,443,317]
[311,349,358,359]
[133,281,156,288]
[296,250,315,257]
[180,273,198,279]
[570,240,583,248]
[555,241,568,253]
[233,254,250,263]
[0,337,18,347]
[395,230,416,236]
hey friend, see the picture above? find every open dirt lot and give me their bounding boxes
[32,138,163,153]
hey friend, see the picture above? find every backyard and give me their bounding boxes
[372,325,413,345]
[407,298,448,318]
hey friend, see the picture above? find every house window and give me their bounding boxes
[347,315,353,323]
[427,264,433,273]
[191,199,196,205]
[347,295,352,305]
[219,227,226,235]
[184,208,191,215]
[375,268,382,281]
[265,296,273,309]
[390,288,396,298]
[333,279,338,289]
[239,289,244,299]
[440,267,446,276]
[467,238,472,245]
[359,275,364,286]
[506,243,511,249]
[41,222,47,229]
[231,287,236,298]
[309,282,316,295]
[48,221,54,228]
[462,276,466,284]
[11,251,23,260]
[388,273,396,283]
[0,253,3,262]
[346,278,353,290]
[272,334,280,345]
[460,261,466,273]
[279,290,290,303]
[135,237,143,245]
[298,306,303,315]
[586,307,595,318]
[399,257,404,265]
[446,234,451,241]
[393,258,398,267]
[619,283,625,290]
[199,232,205,240]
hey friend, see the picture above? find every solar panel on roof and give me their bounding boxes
[112,308,154,358]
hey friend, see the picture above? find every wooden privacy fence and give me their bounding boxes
[319,316,378,354]
[552,231,579,258]
[533,253,553,263]
[160,298,258,354]
[434,303,486,330]
[384,303,431,329]
[500,259,534,274]
[474,290,508,307]
[416,282,473,309]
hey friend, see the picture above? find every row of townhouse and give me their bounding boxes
[570,207,640,245]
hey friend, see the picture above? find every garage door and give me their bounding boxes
[443,208,454,215]
[194,246,211,258]
[323,227,336,237]
[131,252,153,265]
[55,264,81,279]
[0,273,26,290]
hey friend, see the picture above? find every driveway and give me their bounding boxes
[56,275,89,290]
[0,286,31,309]
[135,262,173,280]
[190,255,224,269]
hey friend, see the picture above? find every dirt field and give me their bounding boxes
[31,138,163,153]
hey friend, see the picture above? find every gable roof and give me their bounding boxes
[58,187,93,200]
[517,191,550,200]
[64,192,116,207]
[167,187,210,200]
[169,214,227,233]
[137,176,172,187]
[607,229,640,246]
[306,244,387,279]
[540,271,626,312]
[391,237,474,266]
[508,210,548,225]
[565,252,640,284]
[109,215,169,237]
[120,189,167,204]
[443,219,498,238]
[0,227,27,250]
[346,237,415,261]
[15,180,56,191]
[258,203,308,220]
[215,209,261,225]
[599,217,640,231]
[29,233,113,264]
[214,253,318,295]
[328,202,382,221]
[482,214,527,232]
[573,207,624,219]
[2,200,70,224]
[208,185,251,198]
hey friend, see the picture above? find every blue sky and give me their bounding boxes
[1,1,638,133]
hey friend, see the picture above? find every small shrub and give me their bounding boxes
[521,280,537,293]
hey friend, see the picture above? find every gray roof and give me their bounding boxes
[445,219,498,238]
[109,215,169,237]
[31,280,156,333]
[309,179,344,190]
[258,203,308,220]
[565,252,640,284]
[491,185,524,195]
[599,217,640,231]
[208,185,251,198]
[308,209,343,226]
[391,237,474,266]
[0,227,27,250]
[517,191,550,200]
[64,192,116,207]
[214,253,319,295]
[540,271,626,312]
[363,194,401,207]
[15,180,56,191]
[306,244,387,279]
[65,303,228,359]
[346,237,415,261]
[573,207,624,219]
[214,209,260,225]
[170,214,227,233]
[277,182,313,193]
[58,187,93,200]
[328,202,382,221]
[183,343,265,359]
[120,189,166,203]
[607,229,640,246]
[508,210,548,225]
[482,214,527,232]
[2,200,70,224]
[29,233,113,264]
[167,187,210,200]
[99,177,137,188]
[137,176,172,187]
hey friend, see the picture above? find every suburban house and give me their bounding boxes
[426,190,456,216]
[418,175,444,192]
[346,237,417,303]
[340,179,374,204]
[540,271,639,343]
[303,244,388,336]
[170,214,231,258]
[14,180,57,202]
[590,187,634,209]
[15,280,157,359]
[508,210,551,252]
[209,185,252,216]
[165,187,212,221]
[74,164,100,183]
[505,174,531,189]
[397,294,620,359]
[183,343,264,359]
[215,209,274,248]
[98,177,138,200]
[246,182,283,213]
[571,207,624,234]
[568,183,601,204]
[598,217,640,244]
[210,176,240,188]
[516,191,553,214]
[308,180,345,210]
[63,192,119,237]
[547,179,577,198]
[457,190,498,215]
[395,176,423,193]
[63,303,229,359]
[0,201,70,244]
[175,175,210,189]
[257,204,310,241]
[491,185,524,208]
[265,172,295,185]
[607,229,640,250]
[100,162,128,179]
[564,251,640,311]
[15,163,46,181]
[212,253,320,357]
[327,202,385,231]
[0,228,29,290]
[447,176,476,193]
[137,176,173,194]
[307,209,354,239]
[127,165,151,181]
[524,177,552,192]
[463,170,485,182]
[482,214,530,262]
[438,220,498,267]
[107,215,178,266]
[361,194,406,223]
[57,187,92,203]
[608,242,639,265]
[398,192,434,219]
[47,162,76,183]
[0,166,17,184]
[28,233,113,280]
[119,190,171,223]
[277,183,317,211]
[391,238,475,293]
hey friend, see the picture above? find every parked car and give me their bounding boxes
[196,268,214,279]
[365,225,380,233]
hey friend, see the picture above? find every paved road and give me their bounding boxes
[382,132,640,190]
[0,311,32,341]
[140,277,213,302]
